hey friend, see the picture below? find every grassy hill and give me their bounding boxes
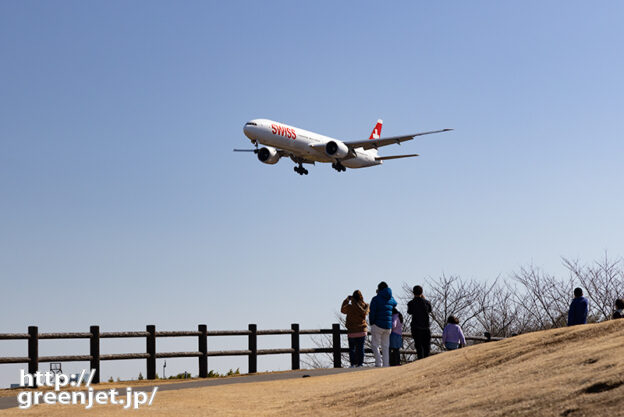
[3,320,624,416]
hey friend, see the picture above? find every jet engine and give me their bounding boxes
[257,146,280,164]
[325,140,349,159]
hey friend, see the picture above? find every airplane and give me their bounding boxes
[235,119,452,175]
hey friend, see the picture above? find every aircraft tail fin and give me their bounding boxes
[369,119,383,139]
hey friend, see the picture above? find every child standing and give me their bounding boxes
[389,307,403,366]
[442,316,466,351]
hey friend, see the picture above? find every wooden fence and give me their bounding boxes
[0,324,501,384]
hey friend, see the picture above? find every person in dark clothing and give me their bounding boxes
[567,287,589,326]
[407,285,432,359]
[613,298,624,319]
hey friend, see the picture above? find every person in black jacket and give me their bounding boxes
[567,287,588,326]
[407,285,432,359]
[613,298,624,319]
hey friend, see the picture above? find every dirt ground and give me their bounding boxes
[2,320,624,416]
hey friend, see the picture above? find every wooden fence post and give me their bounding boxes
[146,325,156,380]
[28,326,38,386]
[332,323,341,368]
[198,324,207,378]
[291,323,300,370]
[248,324,257,374]
[90,325,100,383]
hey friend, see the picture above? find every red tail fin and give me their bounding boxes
[369,119,383,139]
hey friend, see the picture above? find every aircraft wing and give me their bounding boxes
[308,143,356,160]
[344,129,453,150]
[233,147,316,164]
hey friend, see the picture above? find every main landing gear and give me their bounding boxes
[332,162,346,172]
[294,163,308,176]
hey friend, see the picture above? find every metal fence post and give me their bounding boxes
[90,325,100,383]
[146,325,156,380]
[291,323,300,370]
[248,324,257,374]
[28,326,38,386]
[332,323,341,368]
[198,324,208,378]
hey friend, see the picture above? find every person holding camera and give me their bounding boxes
[341,290,369,367]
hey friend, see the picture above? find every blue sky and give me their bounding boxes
[1,1,623,385]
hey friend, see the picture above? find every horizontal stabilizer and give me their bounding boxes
[375,153,419,161]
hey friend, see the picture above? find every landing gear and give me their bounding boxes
[332,162,346,172]
[294,163,308,176]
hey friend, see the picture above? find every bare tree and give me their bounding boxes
[423,274,492,335]
[510,264,572,329]
[474,280,523,337]
[563,253,624,321]
[306,254,623,368]
[401,275,496,350]
[302,333,333,369]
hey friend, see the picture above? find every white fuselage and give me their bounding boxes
[243,119,381,168]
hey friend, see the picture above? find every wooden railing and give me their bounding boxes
[0,324,502,383]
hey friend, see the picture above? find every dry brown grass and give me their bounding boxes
[3,320,624,416]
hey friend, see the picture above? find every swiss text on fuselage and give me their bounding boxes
[271,124,296,140]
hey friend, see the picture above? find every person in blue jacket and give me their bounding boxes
[567,287,589,326]
[369,281,397,367]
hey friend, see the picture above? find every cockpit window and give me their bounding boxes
[245,122,257,126]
